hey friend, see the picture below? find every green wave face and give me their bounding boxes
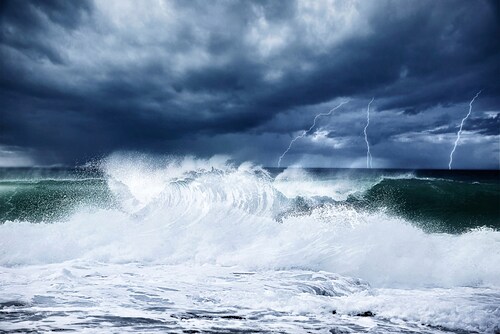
[0,179,115,222]
[351,178,500,233]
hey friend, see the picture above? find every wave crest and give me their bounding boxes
[104,154,282,218]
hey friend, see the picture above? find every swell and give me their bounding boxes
[347,178,500,233]
[0,179,114,222]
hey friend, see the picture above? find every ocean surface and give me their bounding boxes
[0,155,499,333]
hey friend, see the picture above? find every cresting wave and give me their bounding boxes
[0,154,499,288]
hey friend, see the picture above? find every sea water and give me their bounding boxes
[1,154,499,333]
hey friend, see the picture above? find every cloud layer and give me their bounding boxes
[1,0,499,168]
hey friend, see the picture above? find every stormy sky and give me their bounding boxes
[1,0,499,169]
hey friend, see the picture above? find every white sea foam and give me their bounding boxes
[274,167,375,200]
[1,263,498,333]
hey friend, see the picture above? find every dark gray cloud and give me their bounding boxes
[0,0,499,168]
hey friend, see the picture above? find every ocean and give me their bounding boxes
[1,155,499,333]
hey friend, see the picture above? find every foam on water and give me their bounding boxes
[1,263,499,333]
[273,167,379,201]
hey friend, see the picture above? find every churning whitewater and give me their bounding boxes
[1,155,499,333]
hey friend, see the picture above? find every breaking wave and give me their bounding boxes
[0,154,499,288]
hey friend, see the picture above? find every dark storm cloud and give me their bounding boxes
[466,113,500,136]
[0,0,499,167]
[0,0,93,64]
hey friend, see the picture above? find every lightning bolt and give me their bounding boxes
[363,97,375,169]
[448,90,482,170]
[277,100,349,167]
